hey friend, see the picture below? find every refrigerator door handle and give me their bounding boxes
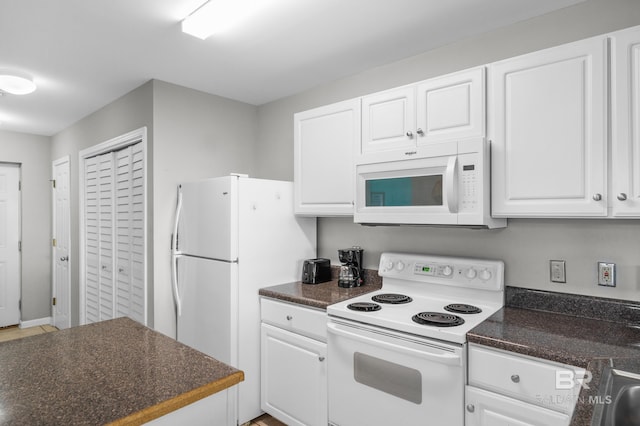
[172,186,184,316]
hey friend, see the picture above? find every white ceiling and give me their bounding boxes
[0,0,585,136]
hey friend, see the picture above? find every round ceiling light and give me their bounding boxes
[0,73,37,95]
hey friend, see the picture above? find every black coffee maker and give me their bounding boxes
[338,246,364,288]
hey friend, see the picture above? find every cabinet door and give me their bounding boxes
[612,26,640,216]
[490,36,608,217]
[416,67,485,144]
[261,323,327,426]
[294,99,360,216]
[465,387,569,426]
[361,86,416,155]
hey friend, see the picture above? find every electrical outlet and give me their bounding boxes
[550,260,566,283]
[598,262,616,287]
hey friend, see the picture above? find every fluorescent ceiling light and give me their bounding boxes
[182,0,268,39]
[0,73,36,95]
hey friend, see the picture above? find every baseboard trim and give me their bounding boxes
[20,317,52,328]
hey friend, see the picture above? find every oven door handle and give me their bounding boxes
[327,322,462,366]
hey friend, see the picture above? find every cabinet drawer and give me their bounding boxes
[261,298,327,342]
[468,344,584,414]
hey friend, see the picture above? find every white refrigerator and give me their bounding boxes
[171,175,316,425]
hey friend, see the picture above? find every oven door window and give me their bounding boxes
[365,175,443,207]
[354,352,422,404]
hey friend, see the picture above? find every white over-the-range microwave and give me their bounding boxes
[354,137,506,228]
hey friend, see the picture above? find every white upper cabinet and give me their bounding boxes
[361,86,416,157]
[416,67,485,144]
[611,25,640,216]
[360,67,485,163]
[490,36,608,217]
[294,98,361,216]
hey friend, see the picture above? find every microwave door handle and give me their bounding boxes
[446,156,458,213]
[327,322,462,366]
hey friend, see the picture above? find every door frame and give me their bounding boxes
[78,127,148,325]
[52,156,71,329]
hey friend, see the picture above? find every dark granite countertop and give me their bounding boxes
[468,288,640,426]
[0,317,243,425]
[259,268,382,310]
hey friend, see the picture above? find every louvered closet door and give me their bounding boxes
[83,141,145,325]
[84,156,101,323]
[84,151,115,323]
[114,143,145,323]
[98,152,115,320]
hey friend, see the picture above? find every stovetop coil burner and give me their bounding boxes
[412,312,465,327]
[371,293,413,304]
[347,302,381,312]
[444,304,482,314]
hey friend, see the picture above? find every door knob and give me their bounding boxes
[286,315,293,321]
[592,193,602,201]
[617,193,628,201]
[406,131,414,138]
[466,404,475,413]
[60,256,69,262]
[511,374,520,383]
[318,356,325,362]
[416,128,424,135]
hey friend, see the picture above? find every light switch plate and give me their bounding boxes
[598,262,616,287]
[550,260,566,283]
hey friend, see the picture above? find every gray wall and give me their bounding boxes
[51,81,154,327]
[255,0,640,302]
[0,130,52,321]
[151,80,257,337]
[48,79,257,336]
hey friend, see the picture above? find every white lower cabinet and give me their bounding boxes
[146,390,232,426]
[465,386,569,426]
[260,298,327,426]
[466,344,584,426]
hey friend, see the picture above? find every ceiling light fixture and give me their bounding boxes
[0,72,37,95]
[181,0,268,39]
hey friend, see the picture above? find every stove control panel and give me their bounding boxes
[379,252,504,291]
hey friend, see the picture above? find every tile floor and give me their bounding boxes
[0,324,58,343]
[0,325,288,426]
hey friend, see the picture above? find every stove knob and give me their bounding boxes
[479,269,492,281]
[442,265,453,276]
[396,261,405,271]
[465,268,477,279]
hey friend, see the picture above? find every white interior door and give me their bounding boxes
[0,163,21,327]
[52,157,71,329]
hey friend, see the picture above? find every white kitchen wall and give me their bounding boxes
[0,130,52,321]
[255,0,640,302]
[151,80,257,337]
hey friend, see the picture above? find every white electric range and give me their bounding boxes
[327,252,505,426]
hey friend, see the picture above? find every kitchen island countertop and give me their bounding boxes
[0,317,243,425]
[468,289,640,426]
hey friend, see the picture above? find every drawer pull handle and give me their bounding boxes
[511,374,520,383]
[466,404,475,413]
[286,315,293,320]
[318,356,325,362]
